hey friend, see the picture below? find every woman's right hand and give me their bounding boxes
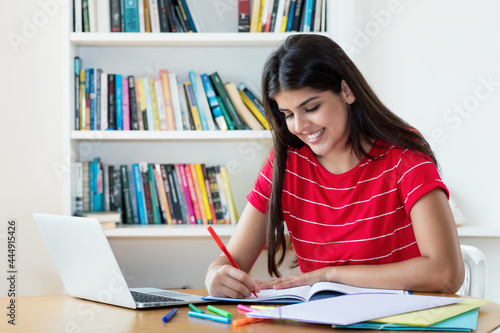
[205,263,260,299]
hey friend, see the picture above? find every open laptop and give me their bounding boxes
[34,213,210,309]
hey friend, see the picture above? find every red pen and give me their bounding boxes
[207,226,258,298]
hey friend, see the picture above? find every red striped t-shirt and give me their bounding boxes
[247,141,449,273]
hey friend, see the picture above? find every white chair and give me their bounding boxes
[457,245,487,299]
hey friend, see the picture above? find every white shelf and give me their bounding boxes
[457,226,500,238]
[70,32,329,47]
[70,130,272,141]
[104,223,236,238]
[102,224,500,238]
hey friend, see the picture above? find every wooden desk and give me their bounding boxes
[2,290,500,332]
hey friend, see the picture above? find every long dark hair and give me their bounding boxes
[261,34,437,278]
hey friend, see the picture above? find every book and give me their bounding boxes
[209,72,245,130]
[195,163,213,224]
[185,164,202,224]
[205,281,408,303]
[238,0,251,32]
[122,76,130,130]
[188,71,209,130]
[107,74,116,129]
[110,0,121,32]
[238,85,270,129]
[249,0,262,32]
[124,0,140,32]
[74,57,81,130]
[120,165,133,224]
[127,76,139,130]
[195,74,216,130]
[245,294,462,326]
[178,164,196,224]
[132,163,147,224]
[147,78,161,130]
[172,164,189,223]
[148,0,161,32]
[219,166,238,223]
[178,0,197,32]
[115,74,123,130]
[142,78,155,130]
[168,73,184,130]
[127,168,140,223]
[201,73,227,131]
[136,78,148,130]
[159,69,176,130]
[153,78,168,130]
[75,211,122,229]
[189,164,208,224]
[79,69,86,130]
[157,0,171,32]
[147,163,161,224]
[225,82,264,130]
[75,162,83,212]
[159,164,176,224]
[100,70,108,129]
[184,81,203,130]
[175,0,193,32]
[74,0,83,32]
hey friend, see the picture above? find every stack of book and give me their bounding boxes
[74,0,198,33]
[74,58,269,132]
[239,0,327,33]
[75,159,239,225]
[74,210,122,229]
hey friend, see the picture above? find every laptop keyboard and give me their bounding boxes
[131,291,183,303]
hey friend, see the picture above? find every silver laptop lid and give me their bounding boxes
[34,213,137,309]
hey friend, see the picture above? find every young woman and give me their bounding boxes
[205,34,464,299]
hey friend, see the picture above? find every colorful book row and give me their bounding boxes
[74,0,198,33]
[74,58,270,131]
[239,0,327,33]
[75,160,239,225]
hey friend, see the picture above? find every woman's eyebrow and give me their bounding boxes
[278,96,319,111]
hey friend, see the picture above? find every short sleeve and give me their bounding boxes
[246,151,274,214]
[398,150,449,215]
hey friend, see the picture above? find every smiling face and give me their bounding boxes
[274,82,356,161]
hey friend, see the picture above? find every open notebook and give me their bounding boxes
[203,281,408,303]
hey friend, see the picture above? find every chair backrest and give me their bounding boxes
[457,245,487,299]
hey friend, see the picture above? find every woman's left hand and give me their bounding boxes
[259,269,327,290]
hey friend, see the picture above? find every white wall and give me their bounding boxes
[0,0,66,296]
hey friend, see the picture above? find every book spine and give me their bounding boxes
[168,73,184,131]
[75,162,83,212]
[189,164,208,224]
[136,78,147,130]
[120,165,134,224]
[143,0,151,32]
[215,166,231,224]
[157,0,171,32]
[115,74,123,130]
[286,0,296,31]
[139,162,154,223]
[146,164,160,224]
[74,0,83,32]
[175,0,192,32]
[74,57,80,130]
[178,164,196,224]
[122,76,130,130]
[209,72,245,130]
[201,164,217,224]
[159,69,176,130]
[178,0,197,32]
[100,70,108,129]
[110,0,121,31]
[142,78,155,130]
[188,71,208,130]
[220,166,238,224]
[166,164,183,224]
[173,164,189,223]
[132,163,147,224]
[280,0,292,32]
[195,75,216,130]
[148,0,161,32]
[128,76,139,130]
[103,164,110,211]
[195,163,213,224]
[137,0,145,32]
[83,162,90,211]
[147,78,161,130]
[153,164,171,224]
[185,164,202,224]
[85,69,91,130]
[107,74,116,130]
[302,0,313,32]
[239,89,270,129]
[201,73,227,131]
[207,166,224,223]
[291,0,303,31]
[127,168,140,223]
[79,69,86,130]
[95,69,101,130]
[89,68,96,130]
[184,82,203,130]
[111,165,122,213]
[159,165,175,224]
[82,0,90,32]
[225,82,264,130]
[124,0,140,32]
[179,83,195,130]
[154,78,168,130]
[238,0,251,32]
[164,0,177,32]
[170,165,187,223]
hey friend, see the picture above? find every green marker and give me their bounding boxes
[207,305,231,318]
[188,303,204,313]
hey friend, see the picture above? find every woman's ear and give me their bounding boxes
[341,80,356,104]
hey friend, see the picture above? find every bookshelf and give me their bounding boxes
[62,1,344,235]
